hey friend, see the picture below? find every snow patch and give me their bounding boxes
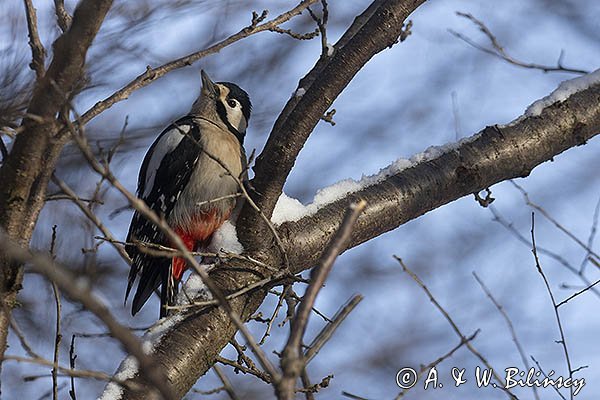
[176,271,212,305]
[208,220,243,254]
[326,43,335,56]
[272,137,479,224]
[98,314,184,400]
[525,68,600,117]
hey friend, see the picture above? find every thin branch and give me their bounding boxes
[260,286,290,345]
[51,175,131,263]
[277,200,366,399]
[307,1,329,56]
[53,0,72,32]
[23,0,46,79]
[304,294,362,364]
[395,330,480,399]
[9,317,39,359]
[530,356,568,400]
[397,257,515,399]
[68,336,77,400]
[77,0,320,127]
[511,181,600,261]
[530,213,574,400]
[2,355,140,391]
[489,205,600,299]
[212,365,240,400]
[300,369,315,400]
[216,356,271,384]
[557,276,600,307]
[580,196,600,274]
[451,12,588,75]
[269,26,319,40]
[472,272,539,400]
[50,225,62,400]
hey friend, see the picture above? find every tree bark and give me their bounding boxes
[0,0,113,382]
[117,77,600,400]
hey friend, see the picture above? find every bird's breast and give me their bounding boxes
[168,123,244,231]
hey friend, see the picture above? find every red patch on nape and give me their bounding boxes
[170,208,232,281]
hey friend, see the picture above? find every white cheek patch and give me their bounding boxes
[226,106,246,132]
[142,125,190,197]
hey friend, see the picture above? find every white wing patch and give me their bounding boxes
[142,125,190,198]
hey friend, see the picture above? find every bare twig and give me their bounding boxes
[9,317,39,359]
[557,277,600,307]
[215,356,272,384]
[68,335,77,400]
[530,213,574,400]
[53,0,72,32]
[308,0,329,55]
[77,0,320,127]
[269,26,319,40]
[304,294,362,364]
[23,0,46,78]
[451,12,588,75]
[397,257,515,398]
[50,225,62,400]
[451,91,461,140]
[512,181,600,261]
[277,200,366,399]
[530,356,568,400]
[489,206,600,299]
[474,188,495,207]
[296,374,332,394]
[395,330,480,399]
[260,285,290,345]
[213,365,240,400]
[2,355,140,391]
[341,391,370,400]
[473,272,539,400]
[51,175,131,263]
[300,369,315,400]
[580,196,600,274]
[320,109,336,126]
[0,236,175,400]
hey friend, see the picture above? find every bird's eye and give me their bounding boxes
[227,99,237,108]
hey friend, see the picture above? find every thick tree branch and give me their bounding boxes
[280,80,600,271]
[238,0,426,250]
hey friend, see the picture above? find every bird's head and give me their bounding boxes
[190,70,251,144]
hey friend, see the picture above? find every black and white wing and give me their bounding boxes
[125,116,201,316]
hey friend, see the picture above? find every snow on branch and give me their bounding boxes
[273,68,600,225]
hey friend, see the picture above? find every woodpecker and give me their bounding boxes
[125,71,251,317]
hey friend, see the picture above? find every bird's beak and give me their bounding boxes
[201,70,217,97]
